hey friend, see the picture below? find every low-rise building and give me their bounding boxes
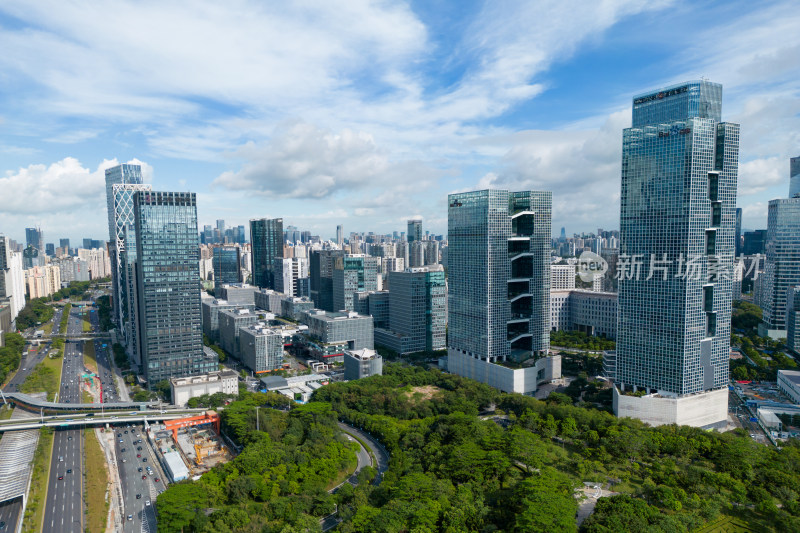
[281,296,314,322]
[216,283,257,306]
[343,348,383,380]
[549,289,617,339]
[260,373,328,403]
[254,288,283,315]
[299,309,374,362]
[201,296,254,343]
[162,451,190,482]
[218,308,259,359]
[170,370,239,407]
[778,370,800,404]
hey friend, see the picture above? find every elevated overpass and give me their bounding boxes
[0,391,156,414]
[0,408,210,432]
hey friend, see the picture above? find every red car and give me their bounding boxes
[154,478,160,483]
[142,475,147,480]
[136,454,141,458]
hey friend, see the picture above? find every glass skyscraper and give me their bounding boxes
[250,218,283,289]
[332,255,378,311]
[615,80,738,427]
[790,156,800,199]
[407,219,423,242]
[212,246,242,287]
[131,191,211,386]
[760,195,800,333]
[447,189,551,364]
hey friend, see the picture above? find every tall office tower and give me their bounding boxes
[0,236,26,320]
[131,191,212,386]
[333,255,379,311]
[109,181,152,348]
[25,227,43,252]
[759,189,800,336]
[387,265,446,352]
[407,219,423,243]
[336,225,344,247]
[309,249,344,311]
[446,190,557,395]
[105,163,145,329]
[735,208,742,257]
[105,164,143,239]
[275,257,309,297]
[216,219,225,233]
[59,238,70,253]
[424,240,439,265]
[614,80,738,428]
[45,243,55,256]
[560,227,566,241]
[212,246,242,287]
[250,218,283,289]
[791,156,800,198]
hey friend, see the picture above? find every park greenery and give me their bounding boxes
[731,300,763,335]
[730,333,794,382]
[157,398,356,533]
[203,334,227,362]
[551,330,615,351]
[0,331,24,384]
[187,391,239,409]
[15,297,54,330]
[95,294,113,331]
[156,363,800,532]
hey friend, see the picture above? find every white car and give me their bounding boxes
[145,500,151,506]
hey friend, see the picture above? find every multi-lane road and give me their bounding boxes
[43,306,86,533]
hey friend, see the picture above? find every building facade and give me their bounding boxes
[614,80,737,428]
[250,218,283,289]
[170,370,238,407]
[132,191,212,385]
[759,195,800,337]
[299,309,374,361]
[212,246,242,286]
[239,323,285,374]
[218,307,259,360]
[343,348,383,380]
[332,255,378,312]
[788,286,800,355]
[550,289,617,338]
[0,236,26,321]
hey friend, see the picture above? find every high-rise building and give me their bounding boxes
[59,238,70,253]
[742,230,767,255]
[551,264,576,290]
[250,218,283,289]
[275,257,309,297]
[613,80,737,428]
[45,243,55,256]
[0,236,26,321]
[309,249,344,311]
[375,265,446,354]
[332,255,379,311]
[336,225,344,247]
[25,227,43,253]
[105,163,146,335]
[212,246,242,287]
[131,191,212,386]
[407,219,423,243]
[791,156,800,199]
[446,189,558,395]
[759,194,800,336]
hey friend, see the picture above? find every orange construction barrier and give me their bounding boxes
[163,411,220,442]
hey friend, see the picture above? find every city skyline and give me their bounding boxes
[1,1,798,242]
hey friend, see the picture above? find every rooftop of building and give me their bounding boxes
[305,309,370,321]
[346,348,380,361]
[779,369,800,386]
[170,370,238,387]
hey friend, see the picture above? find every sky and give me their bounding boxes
[0,0,798,244]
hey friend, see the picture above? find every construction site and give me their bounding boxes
[147,411,233,480]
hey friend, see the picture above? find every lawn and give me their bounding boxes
[19,352,64,402]
[22,427,54,533]
[83,340,98,375]
[84,428,110,533]
[0,404,12,420]
[82,318,92,332]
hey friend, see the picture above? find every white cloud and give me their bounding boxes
[213,121,389,198]
[738,157,786,196]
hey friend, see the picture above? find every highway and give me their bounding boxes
[43,306,86,533]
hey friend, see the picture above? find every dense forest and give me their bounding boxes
[157,364,800,532]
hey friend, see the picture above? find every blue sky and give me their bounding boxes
[0,0,798,244]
